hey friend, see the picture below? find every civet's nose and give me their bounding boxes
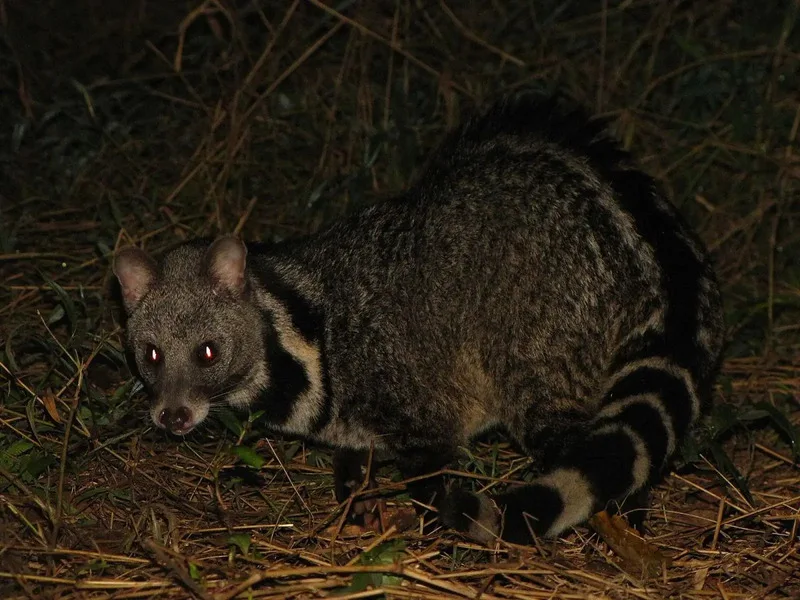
[159,406,192,434]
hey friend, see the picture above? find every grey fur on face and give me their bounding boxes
[114,92,724,544]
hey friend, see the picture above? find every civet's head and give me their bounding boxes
[113,237,264,435]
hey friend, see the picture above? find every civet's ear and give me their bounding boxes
[113,246,159,313]
[205,235,248,296]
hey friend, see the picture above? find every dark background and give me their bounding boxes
[1,1,798,597]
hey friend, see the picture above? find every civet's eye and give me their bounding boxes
[197,341,218,365]
[145,344,162,365]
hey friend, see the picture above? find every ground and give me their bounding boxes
[1,1,799,598]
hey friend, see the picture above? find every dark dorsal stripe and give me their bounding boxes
[593,167,706,381]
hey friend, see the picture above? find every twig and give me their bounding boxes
[438,1,525,67]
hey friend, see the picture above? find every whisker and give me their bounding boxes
[208,383,242,401]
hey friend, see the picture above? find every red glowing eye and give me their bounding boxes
[197,342,218,365]
[145,344,162,365]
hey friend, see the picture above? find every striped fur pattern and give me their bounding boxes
[114,93,724,544]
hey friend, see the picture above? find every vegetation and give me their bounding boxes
[1,1,798,597]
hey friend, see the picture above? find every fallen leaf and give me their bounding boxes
[41,389,62,424]
[589,510,672,579]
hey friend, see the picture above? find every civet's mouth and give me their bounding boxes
[155,405,196,435]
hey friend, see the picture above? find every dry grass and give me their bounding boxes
[1,1,799,598]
